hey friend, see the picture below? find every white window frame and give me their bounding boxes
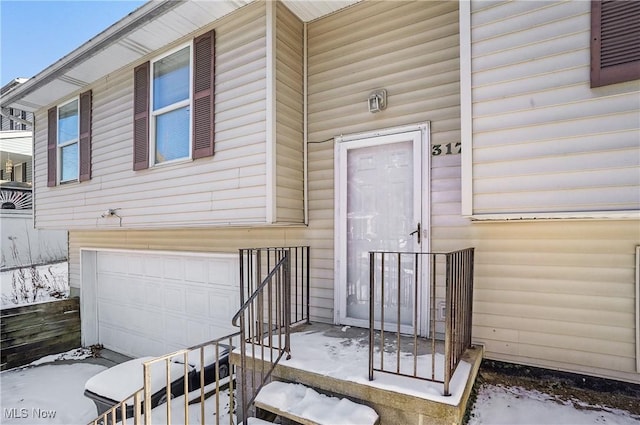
[149,42,193,167]
[57,97,80,184]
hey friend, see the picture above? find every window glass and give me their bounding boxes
[60,143,78,182]
[155,106,190,163]
[153,46,190,111]
[58,100,78,144]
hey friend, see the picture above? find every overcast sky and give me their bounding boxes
[1,0,146,87]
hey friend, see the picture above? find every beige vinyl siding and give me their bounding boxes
[307,0,463,248]
[275,2,304,223]
[469,0,640,215]
[470,220,640,383]
[33,3,268,230]
[69,227,334,323]
[307,0,464,333]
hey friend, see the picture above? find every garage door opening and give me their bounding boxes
[81,249,239,358]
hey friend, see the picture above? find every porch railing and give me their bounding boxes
[87,246,309,425]
[368,248,474,396]
[87,333,239,425]
[232,246,310,422]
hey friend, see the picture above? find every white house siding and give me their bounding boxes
[469,220,640,383]
[469,0,640,215]
[32,2,269,230]
[275,2,305,223]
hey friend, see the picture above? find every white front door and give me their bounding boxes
[335,126,429,334]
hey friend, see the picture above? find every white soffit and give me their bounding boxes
[282,0,361,22]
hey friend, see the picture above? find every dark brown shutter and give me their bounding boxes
[591,0,640,87]
[47,107,57,187]
[79,90,92,182]
[192,30,215,159]
[133,61,150,170]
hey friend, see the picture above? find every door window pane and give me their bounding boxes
[346,141,414,324]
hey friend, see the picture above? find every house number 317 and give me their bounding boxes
[432,142,461,156]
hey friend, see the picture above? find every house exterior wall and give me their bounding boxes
[50,0,640,384]
[275,2,305,223]
[469,220,639,383]
[465,0,640,216]
[460,0,640,383]
[66,0,464,329]
[32,2,270,230]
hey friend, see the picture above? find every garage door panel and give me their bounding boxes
[97,252,127,272]
[95,251,239,358]
[208,259,237,287]
[145,282,164,307]
[209,289,239,321]
[163,257,185,281]
[185,289,209,317]
[163,286,186,313]
[186,322,210,346]
[165,315,188,346]
[185,259,208,283]
[144,256,164,278]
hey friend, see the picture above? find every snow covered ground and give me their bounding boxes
[1,346,638,424]
[0,262,68,308]
[468,383,640,425]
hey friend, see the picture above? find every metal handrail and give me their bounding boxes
[233,249,291,422]
[87,246,309,425]
[87,333,239,425]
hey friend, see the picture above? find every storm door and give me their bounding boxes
[336,128,428,334]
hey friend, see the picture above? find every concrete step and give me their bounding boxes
[254,381,379,425]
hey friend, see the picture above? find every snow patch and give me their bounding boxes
[467,384,640,425]
[29,347,93,366]
[255,381,379,425]
[0,363,106,424]
[84,357,188,404]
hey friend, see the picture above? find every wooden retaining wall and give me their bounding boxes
[1,298,81,370]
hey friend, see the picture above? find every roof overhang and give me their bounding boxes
[0,0,361,113]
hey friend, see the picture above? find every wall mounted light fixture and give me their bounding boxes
[368,89,387,113]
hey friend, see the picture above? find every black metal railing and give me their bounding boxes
[87,333,239,425]
[368,248,474,396]
[87,246,309,425]
[232,246,310,422]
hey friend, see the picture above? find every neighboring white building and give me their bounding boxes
[1,80,67,269]
[1,0,638,384]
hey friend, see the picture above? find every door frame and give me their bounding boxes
[333,123,431,333]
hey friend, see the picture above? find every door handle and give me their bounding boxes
[409,222,421,245]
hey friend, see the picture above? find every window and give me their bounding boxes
[133,30,215,171]
[591,0,640,87]
[47,91,92,186]
[151,45,191,165]
[58,99,79,182]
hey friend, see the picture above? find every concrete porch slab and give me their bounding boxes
[231,323,483,425]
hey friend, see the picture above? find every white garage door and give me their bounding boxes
[94,251,239,358]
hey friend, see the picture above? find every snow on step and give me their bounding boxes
[254,381,379,425]
[243,418,273,425]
